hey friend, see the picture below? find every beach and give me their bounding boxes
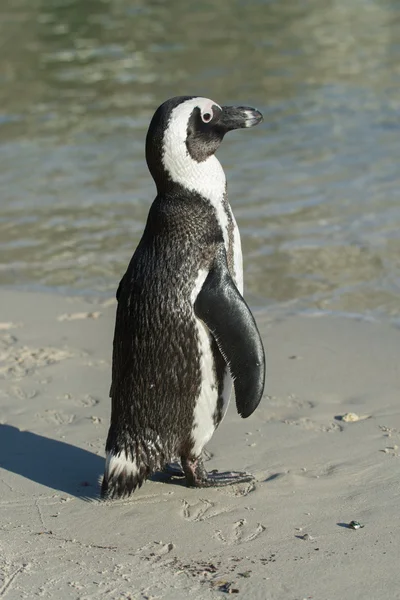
[1,290,399,599]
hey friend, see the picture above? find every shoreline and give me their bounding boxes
[1,290,399,599]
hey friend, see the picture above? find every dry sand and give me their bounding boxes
[0,290,399,599]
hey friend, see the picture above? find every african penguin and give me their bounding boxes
[101,96,265,499]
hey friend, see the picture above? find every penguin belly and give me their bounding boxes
[191,317,231,457]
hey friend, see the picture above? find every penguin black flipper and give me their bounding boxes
[194,246,265,419]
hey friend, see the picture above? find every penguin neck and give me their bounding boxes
[161,153,227,208]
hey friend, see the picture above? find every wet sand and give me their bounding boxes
[1,290,399,599]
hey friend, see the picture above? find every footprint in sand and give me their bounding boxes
[0,322,22,331]
[135,541,175,564]
[213,518,266,545]
[283,417,344,433]
[10,386,38,400]
[0,333,18,350]
[181,498,235,522]
[35,410,76,425]
[62,393,100,408]
[0,345,74,379]
[57,312,101,322]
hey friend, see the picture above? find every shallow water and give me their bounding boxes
[1,0,399,320]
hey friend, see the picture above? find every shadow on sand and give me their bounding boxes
[0,424,104,499]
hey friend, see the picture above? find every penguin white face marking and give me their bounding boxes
[161,97,228,233]
[145,96,262,286]
[162,97,223,170]
[201,111,212,123]
[145,96,263,192]
[199,100,217,124]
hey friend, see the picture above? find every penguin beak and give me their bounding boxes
[219,106,264,131]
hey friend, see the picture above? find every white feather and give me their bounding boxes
[105,451,138,479]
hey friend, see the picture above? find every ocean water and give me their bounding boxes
[1,0,399,321]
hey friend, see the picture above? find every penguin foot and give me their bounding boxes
[162,461,185,478]
[181,456,254,488]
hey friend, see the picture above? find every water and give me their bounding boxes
[1,0,399,320]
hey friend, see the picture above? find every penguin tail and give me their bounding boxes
[101,449,149,499]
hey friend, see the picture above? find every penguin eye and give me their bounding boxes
[201,111,212,123]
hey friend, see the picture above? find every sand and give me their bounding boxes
[0,290,399,599]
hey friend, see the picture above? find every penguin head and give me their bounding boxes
[146,96,263,191]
